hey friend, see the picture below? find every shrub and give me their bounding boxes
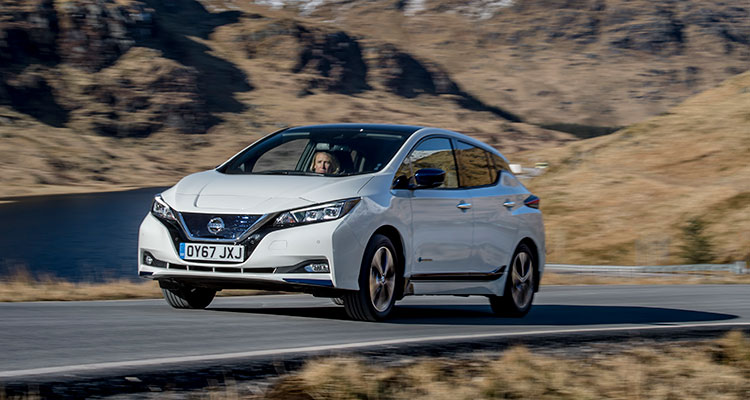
[679,217,715,264]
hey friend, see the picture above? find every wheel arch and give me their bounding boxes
[518,237,541,292]
[372,225,407,299]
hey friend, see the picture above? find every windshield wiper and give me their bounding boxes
[285,171,325,176]
[255,170,325,176]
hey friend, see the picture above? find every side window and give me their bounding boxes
[487,151,499,184]
[490,153,511,182]
[455,141,493,188]
[408,137,459,189]
[394,157,412,184]
[252,139,309,172]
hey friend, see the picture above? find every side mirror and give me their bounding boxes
[413,168,445,189]
[391,175,410,190]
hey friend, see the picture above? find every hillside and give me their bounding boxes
[1,0,748,197]
[260,0,750,126]
[521,71,750,265]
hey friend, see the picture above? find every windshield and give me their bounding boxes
[219,126,417,176]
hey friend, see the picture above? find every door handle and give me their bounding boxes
[503,201,515,208]
[457,202,472,210]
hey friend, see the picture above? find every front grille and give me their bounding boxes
[179,213,262,240]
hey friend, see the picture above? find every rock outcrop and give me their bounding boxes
[293,29,370,95]
[0,0,217,136]
[374,44,458,98]
[74,48,212,137]
[0,0,60,68]
[56,0,156,71]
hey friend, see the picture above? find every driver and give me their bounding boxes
[311,151,340,174]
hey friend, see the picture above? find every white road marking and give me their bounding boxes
[2,321,750,378]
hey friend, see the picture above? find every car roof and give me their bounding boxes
[285,123,424,135]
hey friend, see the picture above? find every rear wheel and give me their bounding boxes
[490,243,535,317]
[343,234,399,321]
[159,282,216,309]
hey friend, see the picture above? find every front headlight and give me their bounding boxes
[151,194,177,221]
[273,198,361,228]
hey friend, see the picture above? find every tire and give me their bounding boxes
[343,234,399,321]
[489,243,535,317]
[160,284,216,309]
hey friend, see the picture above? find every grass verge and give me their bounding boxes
[0,269,277,302]
[261,331,750,400]
[2,270,750,302]
[542,271,750,285]
[136,332,750,399]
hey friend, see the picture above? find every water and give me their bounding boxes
[0,187,167,282]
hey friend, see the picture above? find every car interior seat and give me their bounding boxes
[332,150,355,173]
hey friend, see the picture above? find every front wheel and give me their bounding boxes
[343,234,399,321]
[160,282,216,309]
[489,243,535,317]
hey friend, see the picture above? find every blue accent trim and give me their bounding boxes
[283,278,334,287]
[139,271,153,277]
[179,243,185,259]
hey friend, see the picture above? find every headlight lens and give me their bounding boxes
[151,195,177,221]
[274,198,361,227]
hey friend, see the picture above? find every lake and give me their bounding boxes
[0,187,167,282]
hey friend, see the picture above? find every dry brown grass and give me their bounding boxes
[1,268,748,302]
[0,269,162,302]
[262,332,750,400]
[0,269,274,302]
[521,71,750,266]
[542,271,750,286]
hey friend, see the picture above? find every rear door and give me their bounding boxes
[454,141,520,273]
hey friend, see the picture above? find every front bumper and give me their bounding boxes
[137,212,365,292]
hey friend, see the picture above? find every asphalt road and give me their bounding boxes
[2,285,750,380]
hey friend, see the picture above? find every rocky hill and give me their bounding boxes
[258,0,749,126]
[0,0,747,198]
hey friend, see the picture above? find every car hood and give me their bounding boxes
[162,170,374,214]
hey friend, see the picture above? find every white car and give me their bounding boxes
[138,124,545,321]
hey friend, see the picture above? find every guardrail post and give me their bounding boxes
[735,261,748,274]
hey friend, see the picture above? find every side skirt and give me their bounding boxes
[406,266,507,296]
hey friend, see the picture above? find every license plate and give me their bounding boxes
[179,243,244,262]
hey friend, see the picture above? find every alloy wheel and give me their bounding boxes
[369,246,396,312]
[510,250,534,310]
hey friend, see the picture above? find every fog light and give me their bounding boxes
[142,252,167,268]
[304,263,329,273]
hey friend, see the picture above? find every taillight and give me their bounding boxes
[524,195,540,209]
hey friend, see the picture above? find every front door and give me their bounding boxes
[400,137,475,274]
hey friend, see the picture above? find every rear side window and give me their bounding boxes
[490,153,511,180]
[455,141,494,188]
[405,137,459,189]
